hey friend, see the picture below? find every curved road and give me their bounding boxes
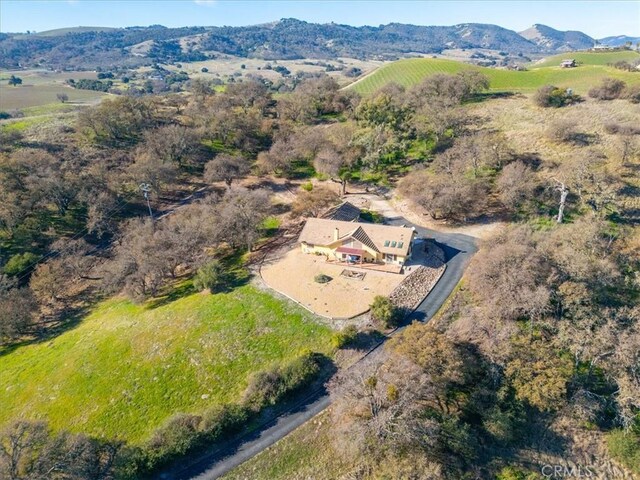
[162,215,478,480]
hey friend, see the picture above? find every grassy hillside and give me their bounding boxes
[532,50,640,68]
[0,285,334,444]
[349,55,640,96]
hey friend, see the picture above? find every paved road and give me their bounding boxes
[163,215,478,480]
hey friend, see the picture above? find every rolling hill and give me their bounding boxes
[519,24,594,51]
[532,50,640,67]
[599,35,640,47]
[0,18,620,70]
[32,26,117,37]
[0,285,334,443]
[348,53,640,96]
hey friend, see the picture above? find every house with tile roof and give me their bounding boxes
[298,218,416,269]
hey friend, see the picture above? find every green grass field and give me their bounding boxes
[349,52,640,96]
[0,285,334,444]
[531,50,640,68]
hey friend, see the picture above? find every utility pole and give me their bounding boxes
[139,182,153,219]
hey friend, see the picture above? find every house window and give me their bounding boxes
[385,254,397,263]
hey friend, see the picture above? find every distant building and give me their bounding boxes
[591,43,613,51]
[560,59,577,68]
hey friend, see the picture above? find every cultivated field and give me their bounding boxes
[349,52,640,96]
[0,69,107,110]
[0,285,334,444]
[531,50,640,68]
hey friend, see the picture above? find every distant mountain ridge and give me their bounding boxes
[598,35,640,47]
[0,18,634,69]
[519,24,595,51]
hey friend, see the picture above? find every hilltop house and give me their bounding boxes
[298,218,416,269]
[560,59,577,68]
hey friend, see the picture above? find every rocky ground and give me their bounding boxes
[389,241,446,314]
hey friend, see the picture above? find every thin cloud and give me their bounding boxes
[194,0,216,5]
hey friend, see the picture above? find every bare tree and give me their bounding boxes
[140,125,202,168]
[468,226,552,324]
[554,179,569,223]
[215,188,271,250]
[0,287,38,344]
[30,260,67,305]
[290,186,340,218]
[0,421,48,480]
[204,154,250,188]
[497,161,537,210]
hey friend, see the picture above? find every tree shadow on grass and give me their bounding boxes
[0,294,97,358]
[465,91,520,104]
[144,267,251,310]
[342,330,386,352]
[144,280,198,310]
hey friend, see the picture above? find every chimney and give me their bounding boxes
[334,227,339,241]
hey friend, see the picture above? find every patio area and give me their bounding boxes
[260,248,406,319]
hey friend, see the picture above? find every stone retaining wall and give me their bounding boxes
[389,242,446,314]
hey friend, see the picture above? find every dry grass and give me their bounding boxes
[261,248,405,319]
[468,96,640,163]
[0,69,107,110]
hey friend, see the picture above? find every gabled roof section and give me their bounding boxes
[350,226,379,252]
[321,201,361,222]
[298,218,414,256]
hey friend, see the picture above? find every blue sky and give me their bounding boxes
[1,1,638,37]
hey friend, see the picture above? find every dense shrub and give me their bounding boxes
[533,85,581,108]
[193,260,226,292]
[243,352,322,410]
[138,403,248,474]
[331,324,358,348]
[199,403,248,441]
[3,252,39,276]
[370,295,400,328]
[604,122,640,135]
[588,78,626,100]
[623,84,640,104]
[546,120,578,144]
[314,273,332,283]
[144,413,203,470]
[359,209,384,223]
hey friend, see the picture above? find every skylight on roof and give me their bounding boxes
[384,240,390,247]
[391,241,397,247]
[398,242,403,248]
